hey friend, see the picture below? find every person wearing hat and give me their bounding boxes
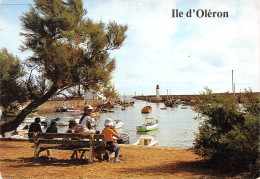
[78,105,94,132]
[102,118,121,163]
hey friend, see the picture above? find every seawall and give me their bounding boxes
[37,100,105,114]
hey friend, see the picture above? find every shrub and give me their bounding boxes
[193,88,259,174]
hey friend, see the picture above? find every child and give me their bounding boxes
[102,118,121,163]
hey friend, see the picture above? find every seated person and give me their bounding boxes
[45,120,57,139]
[28,117,42,138]
[66,120,78,140]
[46,120,58,133]
[66,120,79,159]
[68,120,97,159]
[102,118,121,163]
[66,120,77,134]
[77,115,96,135]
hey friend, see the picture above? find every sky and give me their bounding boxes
[0,0,259,96]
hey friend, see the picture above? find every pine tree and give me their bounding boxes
[1,0,127,134]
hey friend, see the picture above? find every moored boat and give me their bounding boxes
[66,107,81,112]
[114,120,124,129]
[133,135,158,146]
[56,106,67,112]
[141,106,152,113]
[117,131,130,144]
[136,118,159,132]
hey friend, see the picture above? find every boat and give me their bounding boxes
[113,104,122,108]
[56,106,67,112]
[182,101,196,106]
[121,107,126,111]
[117,131,130,144]
[122,101,134,107]
[4,106,40,117]
[66,107,81,112]
[160,107,167,110]
[141,106,152,113]
[114,120,124,129]
[4,111,17,117]
[100,109,108,113]
[136,118,159,132]
[133,135,158,146]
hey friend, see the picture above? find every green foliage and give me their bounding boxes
[0,48,27,110]
[102,84,119,99]
[20,0,127,91]
[193,88,259,173]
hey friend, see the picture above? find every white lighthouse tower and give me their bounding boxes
[156,84,160,98]
[151,84,162,103]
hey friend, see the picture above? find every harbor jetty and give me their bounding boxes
[133,92,260,102]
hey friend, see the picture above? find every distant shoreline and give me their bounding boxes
[37,99,109,114]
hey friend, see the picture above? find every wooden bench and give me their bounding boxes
[28,132,106,163]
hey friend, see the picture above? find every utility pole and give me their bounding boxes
[232,70,234,93]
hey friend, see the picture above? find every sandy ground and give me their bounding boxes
[0,140,250,178]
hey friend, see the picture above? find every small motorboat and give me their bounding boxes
[114,120,124,129]
[66,107,81,112]
[141,106,152,113]
[100,109,108,113]
[160,107,167,110]
[56,106,67,112]
[136,118,159,132]
[133,135,158,146]
[117,131,130,144]
[113,104,122,108]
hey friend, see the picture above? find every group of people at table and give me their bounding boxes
[28,105,121,163]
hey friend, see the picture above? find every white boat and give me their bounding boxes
[45,116,76,126]
[114,120,124,129]
[133,135,158,146]
[113,104,122,108]
[117,131,130,144]
[66,107,81,112]
[136,118,159,132]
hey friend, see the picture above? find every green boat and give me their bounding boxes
[136,118,159,132]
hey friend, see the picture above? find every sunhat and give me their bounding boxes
[104,118,114,126]
[84,105,93,111]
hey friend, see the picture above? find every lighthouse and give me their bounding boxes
[151,84,162,103]
[156,84,160,98]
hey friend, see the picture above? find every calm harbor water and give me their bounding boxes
[44,99,200,148]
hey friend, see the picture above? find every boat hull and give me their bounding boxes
[136,123,159,132]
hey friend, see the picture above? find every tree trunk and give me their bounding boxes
[1,85,58,135]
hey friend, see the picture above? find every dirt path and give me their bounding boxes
[0,141,249,178]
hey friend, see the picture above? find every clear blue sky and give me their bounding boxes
[0,0,259,96]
